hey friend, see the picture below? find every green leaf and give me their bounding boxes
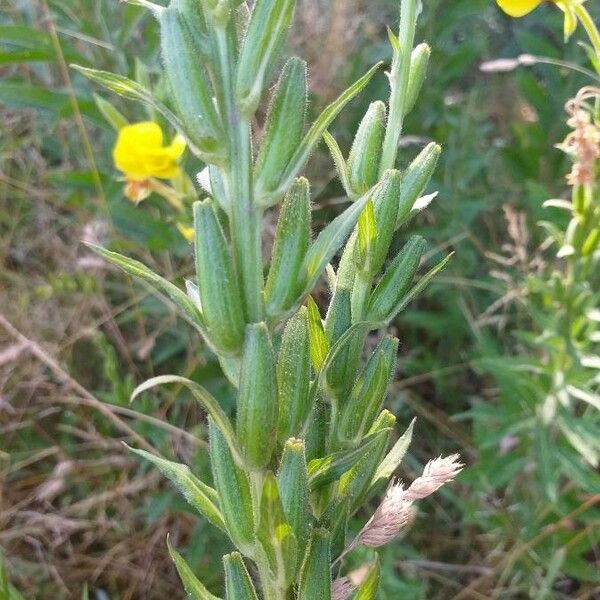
[223,553,259,600]
[355,198,377,273]
[323,131,352,198]
[131,375,243,466]
[126,445,225,531]
[371,418,415,489]
[354,558,381,599]
[93,94,128,130]
[85,243,204,328]
[404,43,430,116]
[308,430,390,490]
[168,538,223,600]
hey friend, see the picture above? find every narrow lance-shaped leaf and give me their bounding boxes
[277,308,312,443]
[235,0,296,115]
[298,529,332,600]
[131,375,243,466]
[93,94,127,130]
[255,58,308,205]
[209,421,256,552]
[354,198,377,274]
[85,243,204,328]
[223,553,259,600]
[261,62,383,205]
[265,178,311,320]
[323,131,353,198]
[237,323,278,469]
[277,438,312,558]
[257,473,298,587]
[347,101,386,198]
[168,537,223,600]
[126,445,225,532]
[194,201,245,355]
[371,418,416,490]
[355,558,381,600]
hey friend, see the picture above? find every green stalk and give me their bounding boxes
[216,26,264,323]
[378,0,418,176]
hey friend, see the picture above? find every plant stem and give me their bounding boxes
[216,26,264,323]
[379,0,418,176]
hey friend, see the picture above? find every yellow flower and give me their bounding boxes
[113,121,186,182]
[496,0,544,17]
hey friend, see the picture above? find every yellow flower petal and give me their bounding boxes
[496,0,543,17]
[113,121,186,181]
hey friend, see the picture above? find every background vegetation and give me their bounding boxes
[1,0,598,598]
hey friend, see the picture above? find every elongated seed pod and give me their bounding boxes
[237,323,278,469]
[338,336,398,442]
[255,59,308,203]
[223,553,259,600]
[235,0,296,115]
[277,308,312,443]
[404,43,430,116]
[366,235,426,323]
[347,101,386,197]
[159,7,226,163]
[209,421,255,552]
[194,201,245,354]
[324,287,352,398]
[278,438,311,558]
[396,143,441,226]
[298,529,332,600]
[265,178,311,319]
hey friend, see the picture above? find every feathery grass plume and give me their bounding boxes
[79,0,463,595]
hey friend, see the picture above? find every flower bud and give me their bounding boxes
[235,0,296,115]
[347,101,386,197]
[265,178,311,319]
[277,309,312,443]
[209,420,255,552]
[366,235,426,323]
[237,323,278,469]
[396,143,441,227]
[159,7,226,163]
[223,552,259,599]
[193,201,245,354]
[298,529,332,600]
[404,43,430,116]
[255,59,308,205]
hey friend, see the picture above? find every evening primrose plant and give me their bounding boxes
[74,0,462,597]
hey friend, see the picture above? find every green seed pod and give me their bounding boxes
[339,410,395,512]
[223,553,259,600]
[338,335,398,443]
[194,201,245,355]
[366,235,426,323]
[235,0,296,115]
[298,529,332,600]
[277,308,312,443]
[265,178,311,319]
[159,7,226,163]
[209,420,255,552]
[396,143,441,227]
[324,288,352,398]
[257,473,298,587]
[405,43,430,116]
[255,59,308,204]
[582,227,600,256]
[347,101,386,197]
[237,323,278,469]
[278,438,312,557]
[355,170,402,277]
